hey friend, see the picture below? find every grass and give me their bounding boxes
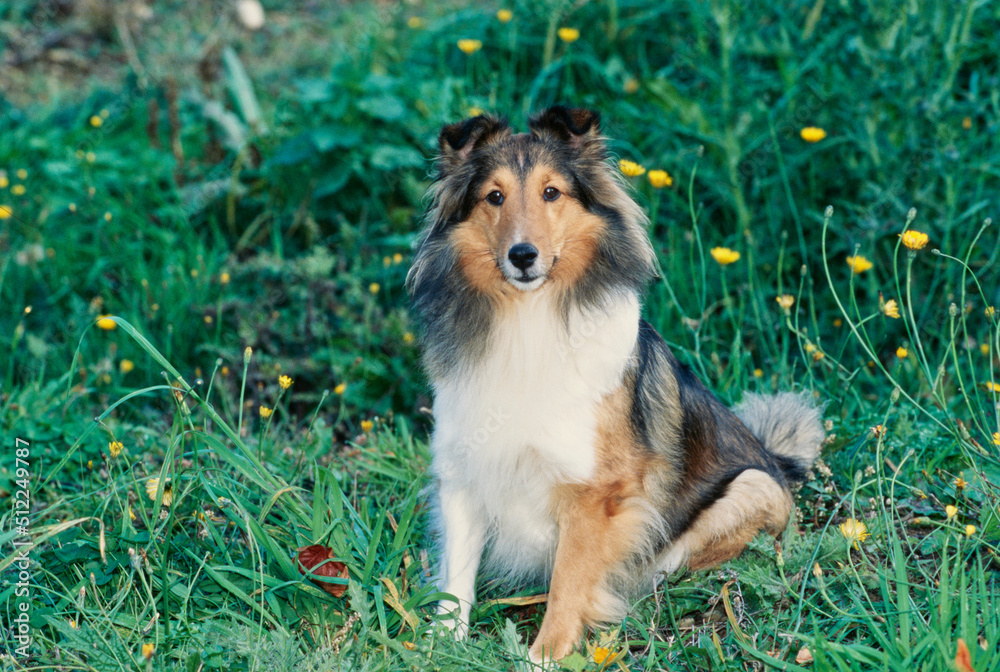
[1,0,999,669]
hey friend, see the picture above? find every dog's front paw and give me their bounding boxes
[528,636,576,666]
[436,602,469,639]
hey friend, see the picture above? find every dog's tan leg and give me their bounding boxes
[659,469,792,573]
[528,482,647,663]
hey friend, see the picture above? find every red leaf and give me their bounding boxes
[955,638,974,672]
[296,544,349,597]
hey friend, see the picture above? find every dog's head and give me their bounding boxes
[410,106,652,301]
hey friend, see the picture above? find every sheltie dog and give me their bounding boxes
[407,106,824,662]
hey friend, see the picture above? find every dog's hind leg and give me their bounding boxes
[658,469,793,573]
[529,481,649,663]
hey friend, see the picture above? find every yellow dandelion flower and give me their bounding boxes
[900,230,929,250]
[69,202,76,212]
[805,343,817,353]
[993,432,1000,446]
[244,346,253,364]
[90,115,103,128]
[812,350,825,362]
[403,331,415,344]
[623,77,639,94]
[945,504,958,519]
[833,318,843,327]
[882,299,900,318]
[896,346,908,359]
[259,405,273,419]
[838,518,869,550]
[776,294,795,311]
[981,343,990,356]
[985,381,1000,393]
[965,524,976,537]
[69,619,77,629]
[407,16,424,29]
[128,505,136,521]
[647,169,673,188]
[0,174,7,188]
[109,441,123,458]
[120,360,134,375]
[145,477,173,507]
[457,39,483,54]
[220,272,231,285]
[104,211,112,222]
[11,184,26,195]
[85,152,96,163]
[710,247,740,265]
[279,375,293,390]
[16,169,27,180]
[369,282,381,294]
[0,204,12,219]
[846,255,873,274]
[361,419,374,433]
[953,476,967,491]
[393,252,403,264]
[800,127,827,143]
[618,159,645,177]
[557,27,580,43]
[497,9,513,23]
[96,315,117,330]
[383,255,392,267]
[141,642,155,659]
[962,116,972,130]
[594,646,611,665]
[334,382,347,395]
[87,459,93,469]
[466,106,485,118]
[986,306,995,319]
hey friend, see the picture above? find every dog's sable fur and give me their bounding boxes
[408,106,824,662]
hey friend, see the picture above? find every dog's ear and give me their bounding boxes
[528,106,603,154]
[438,115,509,172]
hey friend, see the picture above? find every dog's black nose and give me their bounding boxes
[508,243,538,271]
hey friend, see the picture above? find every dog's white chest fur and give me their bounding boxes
[431,291,639,575]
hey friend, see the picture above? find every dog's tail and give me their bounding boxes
[734,391,825,482]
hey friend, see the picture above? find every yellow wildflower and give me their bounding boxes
[647,169,672,188]
[618,159,645,177]
[220,272,231,285]
[369,282,381,294]
[812,350,825,362]
[406,16,424,29]
[90,115,103,128]
[882,299,900,318]
[896,347,908,359]
[497,9,513,23]
[334,382,347,395]
[953,476,967,491]
[993,432,1000,446]
[557,27,580,43]
[753,368,763,378]
[393,252,403,264]
[800,127,827,143]
[403,331,415,344]
[776,294,795,311]
[11,184,26,195]
[986,306,995,319]
[383,255,392,267]
[145,477,173,507]
[96,315,117,330]
[457,39,483,54]
[361,419,374,433]
[833,318,843,327]
[962,116,972,130]
[945,505,958,519]
[846,255,873,274]
[104,211,112,222]
[981,343,990,356]
[259,405,273,418]
[900,230,929,250]
[15,169,27,179]
[141,642,155,659]
[109,441,123,458]
[805,343,817,353]
[965,524,976,537]
[69,202,76,212]
[279,375,293,390]
[838,518,869,549]
[128,505,136,521]
[594,646,611,665]
[0,205,12,219]
[244,346,253,364]
[85,152,96,163]
[0,172,7,188]
[623,77,639,94]
[466,106,484,117]
[710,247,740,265]
[120,359,134,373]
[985,381,1000,393]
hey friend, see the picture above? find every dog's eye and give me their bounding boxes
[543,186,561,201]
[486,190,504,205]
